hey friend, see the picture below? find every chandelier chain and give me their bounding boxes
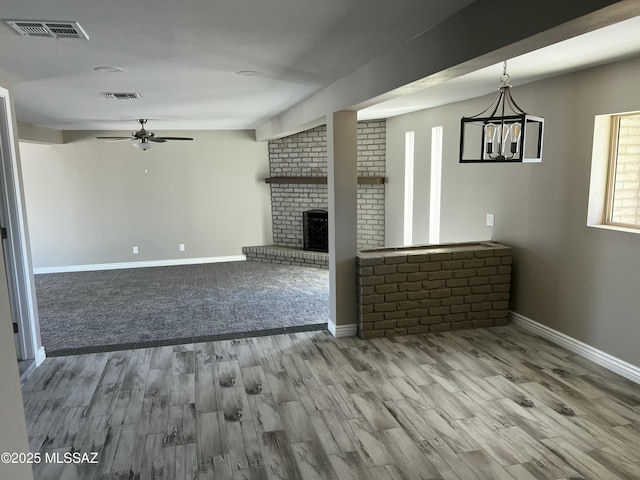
[500,60,510,86]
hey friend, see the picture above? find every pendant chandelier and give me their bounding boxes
[459,61,544,163]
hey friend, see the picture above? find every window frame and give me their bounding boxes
[604,112,640,230]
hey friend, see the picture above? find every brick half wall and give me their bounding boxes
[357,242,512,338]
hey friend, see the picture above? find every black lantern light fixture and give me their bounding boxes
[459,61,544,163]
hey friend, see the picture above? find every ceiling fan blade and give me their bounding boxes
[96,121,195,147]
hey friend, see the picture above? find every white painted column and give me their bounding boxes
[327,111,358,337]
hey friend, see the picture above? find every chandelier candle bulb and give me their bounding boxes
[501,124,510,150]
[485,123,497,154]
[496,124,506,156]
[510,122,522,154]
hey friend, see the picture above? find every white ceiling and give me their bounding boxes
[0,0,474,130]
[1,1,639,132]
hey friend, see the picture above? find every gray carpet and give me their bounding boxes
[35,261,329,355]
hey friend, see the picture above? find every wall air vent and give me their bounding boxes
[102,92,142,100]
[4,20,89,40]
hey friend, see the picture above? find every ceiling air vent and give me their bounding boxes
[4,20,89,40]
[102,92,142,100]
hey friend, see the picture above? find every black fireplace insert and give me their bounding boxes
[303,209,328,252]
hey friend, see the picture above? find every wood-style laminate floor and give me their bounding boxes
[22,325,640,480]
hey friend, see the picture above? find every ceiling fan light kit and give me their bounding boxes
[133,139,153,151]
[95,119,194,150]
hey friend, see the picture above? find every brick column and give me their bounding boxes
[327,111,358,336]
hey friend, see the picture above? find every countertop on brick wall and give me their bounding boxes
[358,241,509,262]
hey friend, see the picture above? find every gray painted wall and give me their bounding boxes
[386,55,640,367]
[20,130,272,268]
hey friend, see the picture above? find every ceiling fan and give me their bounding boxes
[95,119,194,150]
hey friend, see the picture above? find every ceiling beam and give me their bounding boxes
[256,0,638,141]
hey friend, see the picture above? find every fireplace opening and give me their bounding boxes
[303,209,328,252]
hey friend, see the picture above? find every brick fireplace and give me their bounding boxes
[268,120,386,250]
[243,120,386,269]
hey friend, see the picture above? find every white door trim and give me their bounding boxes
[0,85,42,365]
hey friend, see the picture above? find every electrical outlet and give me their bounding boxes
[486,213,495,227]
[133,246,139,254]
[179,244,185,252]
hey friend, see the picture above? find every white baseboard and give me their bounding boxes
[34,346,46,367]
[509,311,640,384]
[33,255,247,274]
[328,320,357,338]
